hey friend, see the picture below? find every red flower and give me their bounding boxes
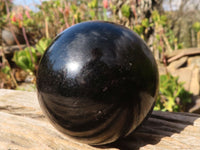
[18,13,23,20]
[11,15,17,22]
[25,10,31,19]
[64,7,70,16]
[103,0,108,9]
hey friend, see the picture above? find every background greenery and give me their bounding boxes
[1,0,199,112]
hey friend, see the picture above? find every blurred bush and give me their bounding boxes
[154,74,192,112]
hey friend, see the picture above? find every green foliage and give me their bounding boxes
[133,25,144,36]
[12,38,51,74]
[193,22,200,32]
[133,18,153,39]
[88,0,98,8]
[13,47,37,73]
[35,38,52,55]
[133,10,183,51]
[152,10,167,26]
[1,65,11,80]
[141,18,151,28]
[0,0,12,25]
[0,0,7,15]
[154,74,192,112]
[71,4,77,13]
[0,14,7,27]
[121,4,130,18]
[12,37,51,73]
[1,66,10,75]
[164,28,183,50]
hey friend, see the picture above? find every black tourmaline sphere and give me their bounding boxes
[37,21,159,145]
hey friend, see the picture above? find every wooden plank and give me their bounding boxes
[0,89,200,150]
[165,47,200,58]
[164,48,200,63]
[0,45,26,54]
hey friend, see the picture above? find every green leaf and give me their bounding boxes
[88,0,98,8]
[71,4,77,13]
[141,18,149,28]
[89,10,95,18]
[121,4,130,18]
[193,22,200,32]
[1,66,10,74]
[155,74,192,112]
[35,38,52,54]
[133,25,143,35]
[12,47,37,73]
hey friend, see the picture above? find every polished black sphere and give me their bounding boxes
[37,21,158,145]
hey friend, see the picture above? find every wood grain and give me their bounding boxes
[164,47,200,63]
[0,89,200,150]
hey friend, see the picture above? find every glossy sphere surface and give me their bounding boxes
[37,21,158,145]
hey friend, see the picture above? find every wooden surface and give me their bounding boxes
[164,47,200,63]
[0,89,200,150]
[0,45,26,54]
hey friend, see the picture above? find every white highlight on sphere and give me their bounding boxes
[67,62,80,72]
[66,61,81,78]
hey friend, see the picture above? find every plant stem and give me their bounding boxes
[45,18,49,38]
[22,27,30,47]
[22,27,34,67]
